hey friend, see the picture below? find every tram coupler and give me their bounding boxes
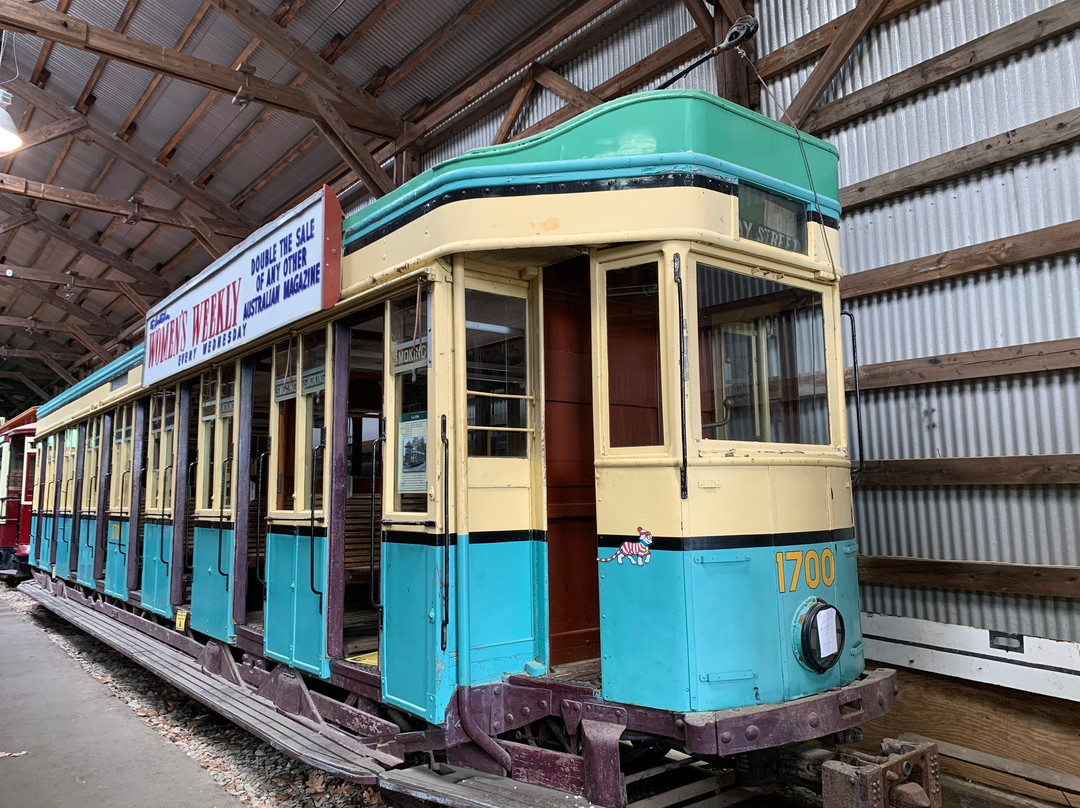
[821,739,941,808]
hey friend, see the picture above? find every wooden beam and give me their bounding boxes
[900,734,1080,797]
[113,280,150,314]
[783,0,891,127]
[0,347,82,361]
[841,108,1080,211]
[680,0,715,46]
[845,338,1080,392]
[12,371,48,400]
[0,314,112,337]
[39,354,78,386]
[858,556,1080,600]
[206,0,400,136]
[7,208,170,292]
[858,455,1080,487]
[0,113,86,155]
[492,68,537,145]
[66,322,112,364]
[803,0,1080,134]
[375,0,500,96]
[307,92,395,197]
[0,276,117,333]
[714,10,748,107]
[531,64,602,112]
[0,0,401,137]
[840,219,1080,299]
[511,30,708,142]
[0,171,246,237]
[0,210,37,235]
[186,213,229,259]
[0,263,159,298]
[755,0,928,82]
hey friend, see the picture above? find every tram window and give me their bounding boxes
[302,329,327,510]
[738,184,807,254]
[390,288,428,513]
[696,263,828,445]
[82,418,101,511]
[148,394,162,509]
[606,262,664,448]
[274,339,298,511]
[465,290,528,458]
[198,373,217,510]
[219,366,235,511]
[62,427,78,511]
[22,449,35,506]
[111,405,134,513]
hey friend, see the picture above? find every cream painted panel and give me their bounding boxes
[769,465,832,534]
[595,465,682,537]
[685,464,776,537]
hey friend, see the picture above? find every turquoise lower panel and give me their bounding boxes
[467,540,545,683]
[600,539,864,712]
[191,525,234,642]
[103,520,130,599]
[28,515,39,568]
[140,521,174,618]
[54,515,74,579]
[264,529,328,678]
[34,515,53,571]
[382,540,445,722]
[76,517,97,587]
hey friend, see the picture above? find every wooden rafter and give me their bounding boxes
[207,0,397,124]
[66,323,113,364]
[0,314,113,337]
[0,114,87,156]
[680,0,716,46]
[0,276,118,334]
[0,263,159,299]
[39,353,78,386]
[0,0,402,137]
[532,64,601,112]
[0,197,171,292]
[307,92,394,198]
[0,347,82,362]
[783,0,891,128]
[493,68,537,145]
[0,171,246,238]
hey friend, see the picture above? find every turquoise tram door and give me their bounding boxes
[379,283,456,723]
[140,389,178,617]
[190,365,238,643]
[262,331,331,677]
[104,403,137,600]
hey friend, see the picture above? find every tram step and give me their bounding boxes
[381,764,597,808]
[18,581,387,783]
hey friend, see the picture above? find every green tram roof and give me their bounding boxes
[344,89,840,251]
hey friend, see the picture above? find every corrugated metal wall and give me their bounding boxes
[361,0,1079,650]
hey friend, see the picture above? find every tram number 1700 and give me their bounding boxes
[776,548,836,593]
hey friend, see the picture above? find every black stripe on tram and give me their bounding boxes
[383,529,545,547]
[597,527,855,552]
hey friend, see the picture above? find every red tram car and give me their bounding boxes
[0,406,37,579]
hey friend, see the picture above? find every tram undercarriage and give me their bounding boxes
[22,573,938,808]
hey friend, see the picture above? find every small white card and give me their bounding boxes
[817,608,839,657]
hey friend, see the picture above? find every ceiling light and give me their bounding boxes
[0,89,22,153]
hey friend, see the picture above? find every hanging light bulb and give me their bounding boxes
[0,89,22,153]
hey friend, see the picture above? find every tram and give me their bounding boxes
[0,406,37,579]
[22,91,935,808]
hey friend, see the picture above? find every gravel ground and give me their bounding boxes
[0,581,383,808]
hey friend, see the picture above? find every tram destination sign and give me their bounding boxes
[143,187,343,387]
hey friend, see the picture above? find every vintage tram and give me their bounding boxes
[22,91,935,808]
[0,406,37,579]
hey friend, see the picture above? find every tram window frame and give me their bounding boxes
[596,251,670,454]
[691,257,833,448]
[110,403,135,516]
[23,446,36,507]
[0,439,9,524]
[196,364,238,518]
[386,284,432,516]
[145,388,180,515]
[42,435,57,511]
[60,427,78,513]
[268,325,331,519]
[81,417,102,512]
[464,281,531,459]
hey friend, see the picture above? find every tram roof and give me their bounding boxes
[38,346,145,421]
[343,90,840,252]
